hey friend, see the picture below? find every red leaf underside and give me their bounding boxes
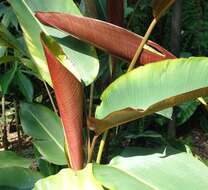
[42,38,83,170]
[36,12,176,65]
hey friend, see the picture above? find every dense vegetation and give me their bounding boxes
[1,0,208,190]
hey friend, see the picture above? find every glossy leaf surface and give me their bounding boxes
[33,164,103,190]
[93,147,208,190]
[35,12,175,65]
[41,34,83,170]
[8,0,99,86]
[19,102,67,165]
[88,57,208,134]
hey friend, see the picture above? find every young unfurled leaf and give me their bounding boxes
[88,57,208,135]
[35,12,175,65]
[152,0,175,19]
[41,33,83,170]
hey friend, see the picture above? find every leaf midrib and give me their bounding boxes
[27,110,64,153]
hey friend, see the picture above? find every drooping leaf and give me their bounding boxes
[15,69,34,102]
[0,167,42,190]
[152,0,175,19]
[41,33,83,170]
[88,57,208,135]
[19,102,67,165]
[93,147,208,190]
[0,63,17,94]
[33,164,103,190]
[0,151,32,168]
[8,0,99,86]
[35,12,175,65]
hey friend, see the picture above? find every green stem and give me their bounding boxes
[127,18,158,72]
[96,131,108,164]
[87,134,98,163]
[43,81,58,115]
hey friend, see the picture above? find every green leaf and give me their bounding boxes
[0,151,32,168]
[0,23,26,55]
[0,167,42,190]
[93,147,208,190]
[15,69,34,102]
[0,63,17,94]
[19,102,67,165]
[33,164,103,190]
[176,100,199,125]
[89,57,208,134]
[8,0,99,86]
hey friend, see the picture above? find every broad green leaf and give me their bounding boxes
[33,164,103,190]
[0,151,32,168]
[0,63,17,94]
[8,0,99,86]
[15,69,34,102]
[0,167,42,190]
[93,147,208,190]
[19,102,67,165]
[89,57,208,134]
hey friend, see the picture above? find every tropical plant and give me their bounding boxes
[1,0,208,190]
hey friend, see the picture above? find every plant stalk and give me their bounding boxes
[87,134,98,163]
[1,95,8,149]
[127,18,158,72]
[43,81,58,115]
[96,131,108,164]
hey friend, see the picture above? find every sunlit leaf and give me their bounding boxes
[88,57,208,135]
[93,147,208,190]
[33,164,103,190]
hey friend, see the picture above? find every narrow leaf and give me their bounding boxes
[41,33,83,170]
[0,63,17,95]
[88,57,208,135]
[15,69,34,102]
[35,12,175,65]
[152,0,175,19]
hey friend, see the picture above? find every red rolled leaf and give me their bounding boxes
[41,33,83,170]
[36,12,176,65]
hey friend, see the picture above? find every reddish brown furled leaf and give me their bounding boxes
[41,33,83,170]
[152,0,175,19]
[107,0,124,26]
[35,12,176,65]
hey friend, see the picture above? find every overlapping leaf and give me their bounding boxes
[93,147,208,190]
[33,164,103,190]
[20,102,67,165]
[35,12,175,65]
[88,57,208,135]
[8,0,99,86]
[41,33,83,170]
